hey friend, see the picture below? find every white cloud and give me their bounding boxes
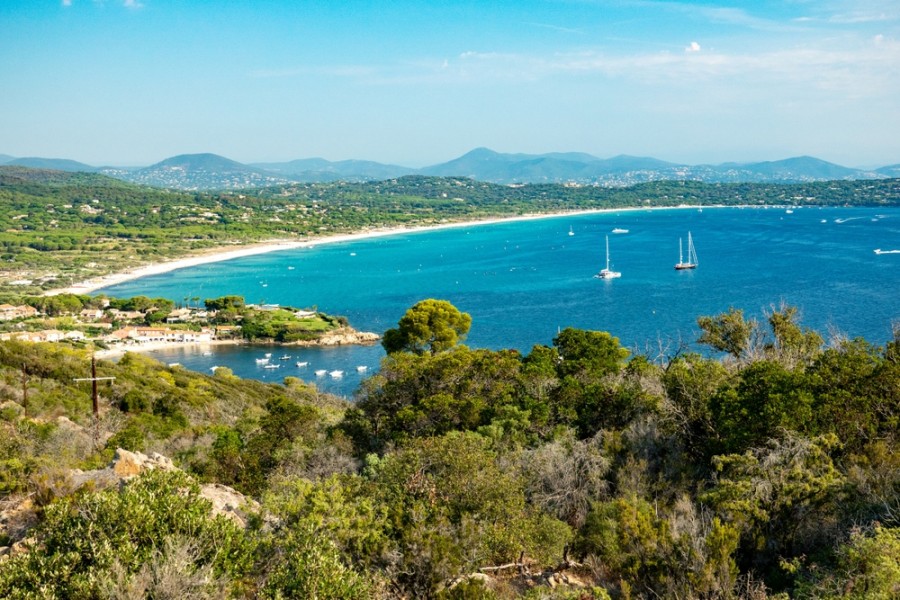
[686,41,701,52]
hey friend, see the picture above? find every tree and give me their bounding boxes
[382,299,472,355]
[553,327,629,380]
[765,303,823,366]
[697,307,760,360]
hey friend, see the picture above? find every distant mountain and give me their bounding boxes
[122,153,290,190]
[876,164,900,177]
[3,150,895,189]
[252,158,415,182]
[419,149,885,185]
[6,157,98,172]
[418,148,684,184]
[723,156,867,181]
[0,154,15,165]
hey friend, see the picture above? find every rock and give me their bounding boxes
[110,448,176,479]
[10,536,34,557]
[199,483,260,528]
[291,327,380,347]
[443,572,495,592]
[0,497,38,547]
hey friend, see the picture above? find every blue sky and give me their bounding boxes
[2,0,898,167]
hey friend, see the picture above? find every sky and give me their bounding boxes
[2,0,899,168]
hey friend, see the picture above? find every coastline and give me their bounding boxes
[49,205,702,296]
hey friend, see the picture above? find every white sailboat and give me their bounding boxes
[674,232,698,270]
[568,226,575,236]
[595,236,621,279]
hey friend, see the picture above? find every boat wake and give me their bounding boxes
[834,217,865,224]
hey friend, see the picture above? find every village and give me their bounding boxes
[0,300,240,350]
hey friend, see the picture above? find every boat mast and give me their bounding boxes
[605,235,611,270]
[678,238,684,264]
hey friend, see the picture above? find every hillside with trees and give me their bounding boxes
[1,301,898,598]
[1,166,898,295]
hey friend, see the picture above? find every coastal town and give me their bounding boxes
[0,297,376,354]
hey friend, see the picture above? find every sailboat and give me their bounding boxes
[674,232,698,270]
[568,226,575,236]
[595,236,621,279]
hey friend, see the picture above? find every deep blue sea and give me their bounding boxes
[99,206,900,397]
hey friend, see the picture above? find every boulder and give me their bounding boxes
[199,483,260,528]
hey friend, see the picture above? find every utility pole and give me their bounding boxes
[21,363,28,417]
[74,354,115,420]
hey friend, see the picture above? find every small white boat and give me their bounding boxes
[263,364,280,370]
[594,236,621,279]
[209,366,222,372]
[296,361,309,367]
[612,228,629,234]
[264,353,272,358]
[568,226,575,236]
[168,362,181,367]
[315,369,327,377]
[786,209,794,214]
[329,370,344,378]
[874,249,900,255]
[356,365,368,372]
[255,358,270,365]
[279,355,291,360]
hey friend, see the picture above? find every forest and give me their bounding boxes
[0,299,898,599]
[1,166,898,295]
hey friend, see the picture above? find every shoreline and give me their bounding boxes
[49,205,707,296]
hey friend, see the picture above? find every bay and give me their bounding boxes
[99,206,900,397]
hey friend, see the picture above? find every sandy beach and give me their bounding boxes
[49,206,698,296]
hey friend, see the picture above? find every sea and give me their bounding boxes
[98,206,900,398]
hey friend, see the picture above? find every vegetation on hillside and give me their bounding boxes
[1,300,898,598]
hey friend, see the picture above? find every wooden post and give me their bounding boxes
[21,363,28,417]
[74,354,115,420]
[91,355,99,419]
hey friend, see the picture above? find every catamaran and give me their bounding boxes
[674,232,698,270]
[595,236,621,279]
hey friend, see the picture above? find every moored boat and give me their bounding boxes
[595,236,621,279]
[674,232,698,270]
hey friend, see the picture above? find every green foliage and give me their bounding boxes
[794,525,900,599]
[765,303,823,366]
[553,328,629,379]
[383,298,472,355]
[350,346,526,450]
[260,522,373,600]
[710,359,813,453]
[369,431,572,595]
[1,303,899,598]
[702,434,846,587]
[0,470,253,599]
[697,307,759,359]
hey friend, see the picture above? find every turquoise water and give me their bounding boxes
[100,206,900,397]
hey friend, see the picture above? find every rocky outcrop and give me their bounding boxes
[199,483,261,528]
[290,327,380,347]
[70,449,260,528]
[69,448,176,489]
